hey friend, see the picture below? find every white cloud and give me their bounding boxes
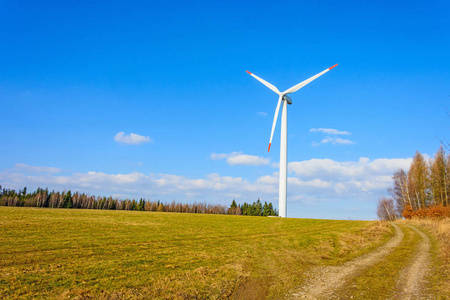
[1,156,414,220]
[310,128,355,146]
[15,163,61,173]
[310,128,351,135]
[114,132,152,145]
[211,153,228,160]
[288,157,412,182]
[0,169,260,203]
[211,152,270,166]
[312,136,355,146]
[334,137,355,144]
[4,157,408,200]
[227,154,270,166]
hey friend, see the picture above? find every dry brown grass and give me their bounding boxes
[337,221,392,258]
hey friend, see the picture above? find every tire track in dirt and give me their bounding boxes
[291,224,404,299]
[392,225,431,300]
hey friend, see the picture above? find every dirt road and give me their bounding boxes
[291,223,432,299]
[392,225,432,300]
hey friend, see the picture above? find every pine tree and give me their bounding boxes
[263,201,270,216]
[231,200,237,208]
[228,200,238,214]
[130,199,138,211]
[63,191,72,208]
[241,203,249,215]
[138,199,145,211]
[255,199,262,216]
[267,202,276,216]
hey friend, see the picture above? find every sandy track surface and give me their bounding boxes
[291,224,404,299]
[393,225,431,300]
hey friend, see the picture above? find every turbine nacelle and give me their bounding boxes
[283,95,292,105]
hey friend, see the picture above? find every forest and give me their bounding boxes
[0,186,277,216]
[378,146,450,220]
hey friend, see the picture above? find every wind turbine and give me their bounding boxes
[246,64,338,218]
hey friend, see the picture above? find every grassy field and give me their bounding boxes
[0,207,392,299]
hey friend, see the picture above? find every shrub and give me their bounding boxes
[402,205,414,219]
[403,205,450,219]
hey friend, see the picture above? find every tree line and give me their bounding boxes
[227,199,278,216]
[0,186,277,216]
[377,146,450,220]
[0,186,227,214]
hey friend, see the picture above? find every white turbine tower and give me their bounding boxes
[246,64,338,218]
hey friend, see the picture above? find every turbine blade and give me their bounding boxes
[282,64,338,94]
[268,95,283,152]
[246,70,280,94]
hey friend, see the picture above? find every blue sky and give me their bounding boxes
[1,0,449,220]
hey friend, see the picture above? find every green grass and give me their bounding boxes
[0,207,391,299]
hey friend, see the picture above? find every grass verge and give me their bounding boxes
[408,218,450,299]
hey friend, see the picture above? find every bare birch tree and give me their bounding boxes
[377,197,396,221]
